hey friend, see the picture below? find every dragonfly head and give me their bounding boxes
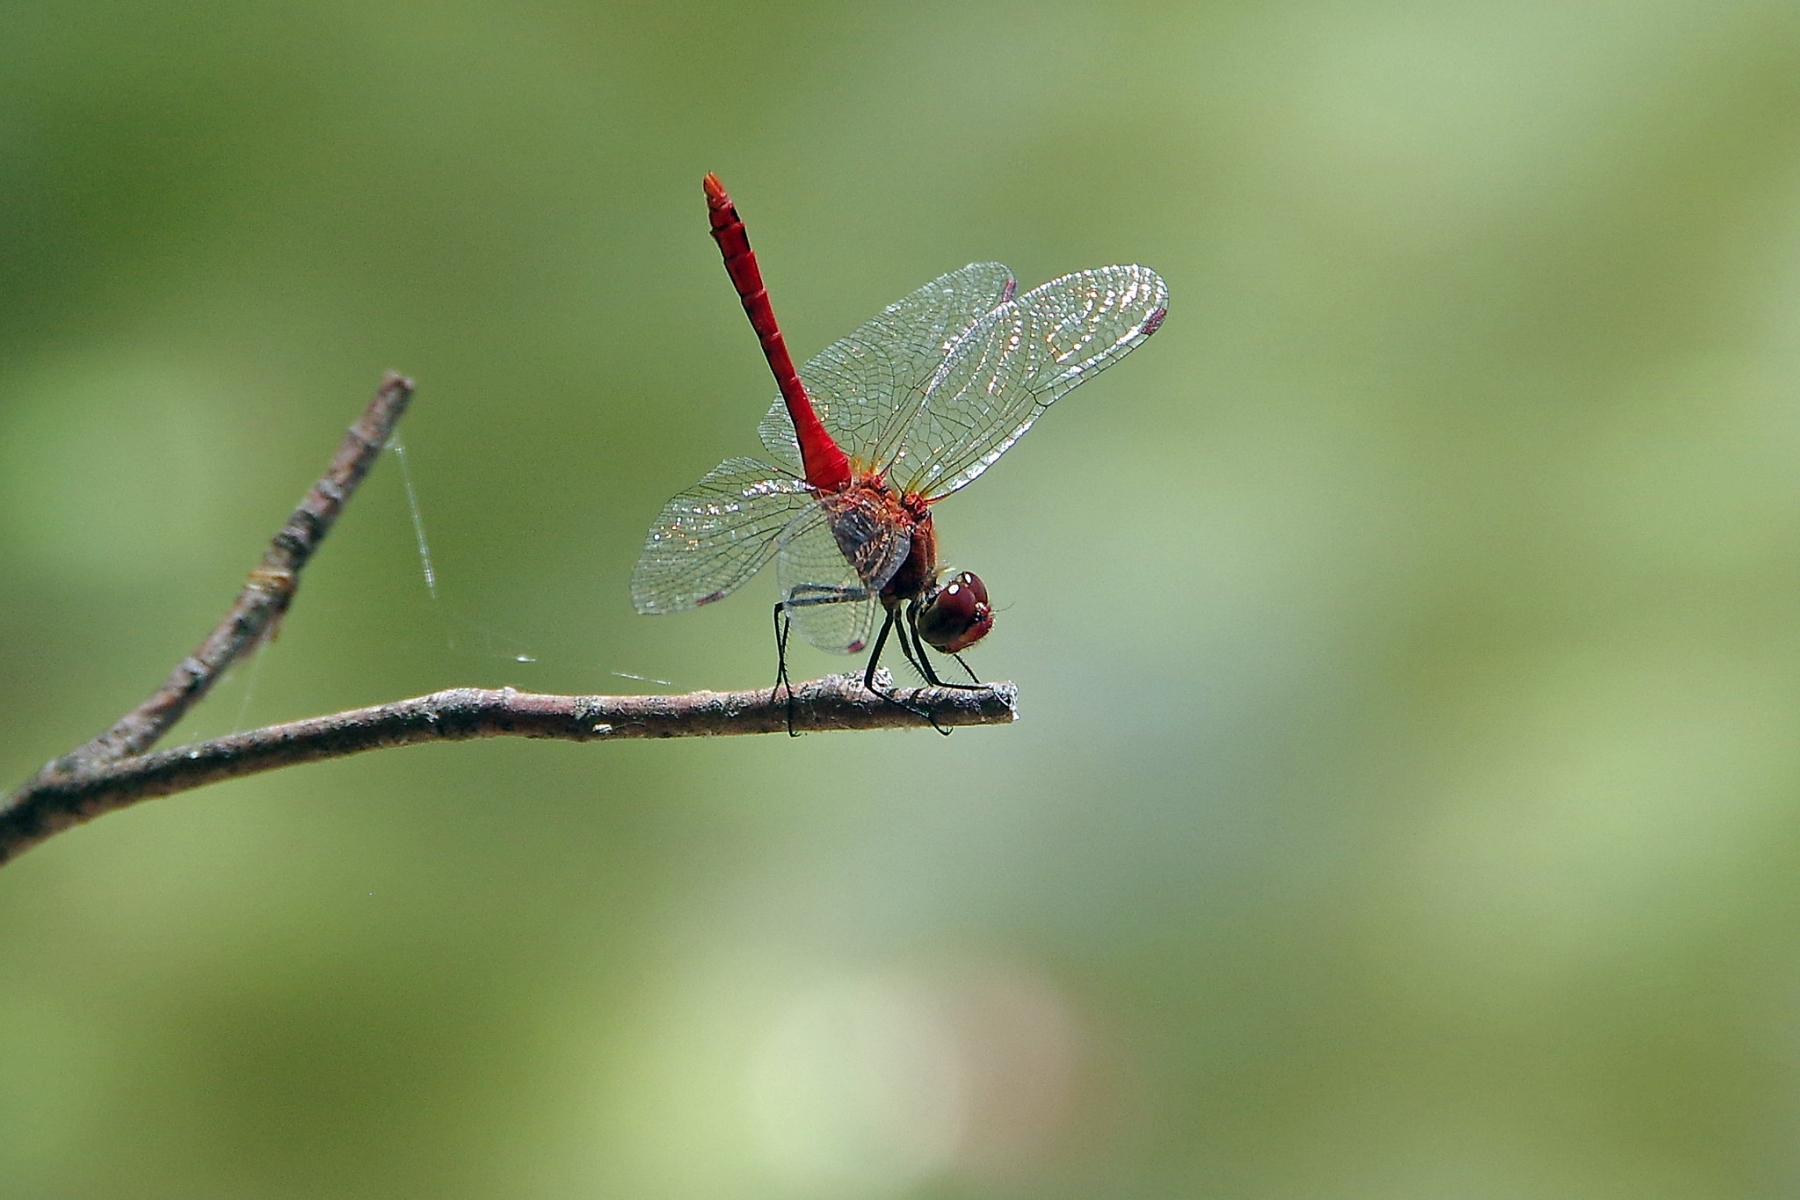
[916,570,992,653]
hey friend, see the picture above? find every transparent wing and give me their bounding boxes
[775,492,911,655]
[630,457,815,614]
[758,262,1018,470]
[884,265,1168,499]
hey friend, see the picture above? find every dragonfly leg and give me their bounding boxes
[903,603,988,692]
[772,602,799,736]
[861,605,897,691]
[785,583,862,602]
[777,584,928,734]
[861,607,950,735]
[889,605,931,682]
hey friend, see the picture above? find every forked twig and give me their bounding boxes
[61,371,419,771]
[0,375,1016,867]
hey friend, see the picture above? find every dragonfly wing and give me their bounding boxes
[758,262,1018,470]
[775,492,912,655]
[631,457,815,614]
[887,265,1168,499]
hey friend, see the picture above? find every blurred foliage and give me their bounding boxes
[5,1,1800,1196]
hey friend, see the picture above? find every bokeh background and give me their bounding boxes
[4,1,1800,1196]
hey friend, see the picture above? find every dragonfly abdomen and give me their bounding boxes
[703,174,852,492]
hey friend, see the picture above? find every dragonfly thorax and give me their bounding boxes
[845,482,993,654]
[868,485,937,605]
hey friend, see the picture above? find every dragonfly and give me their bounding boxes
[631,174,1167,727]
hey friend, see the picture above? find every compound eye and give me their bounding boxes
[916,571,993,653]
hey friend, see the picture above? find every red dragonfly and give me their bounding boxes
[632,175,1167,719]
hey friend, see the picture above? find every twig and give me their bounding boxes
[56,372,417,771]
[0,676,1017,865]
[1,373,1018,868]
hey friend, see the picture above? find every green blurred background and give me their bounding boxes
[4,1,1800,1196]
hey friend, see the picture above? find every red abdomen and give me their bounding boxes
[704,175,852,493]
